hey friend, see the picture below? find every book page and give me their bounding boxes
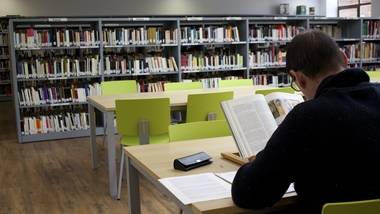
[222,95,278,158]
[264,92,304,125]
[159,173,231,205]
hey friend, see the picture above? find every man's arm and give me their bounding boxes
[231,111,300,209]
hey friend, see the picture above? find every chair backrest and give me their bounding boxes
[322,198,380,214]
[367,71,380,82]
[101,80,137,95]
[219,79,252,88]
[255,87,294,96]
[115,98,170,137]
[164,82,202,91]
[169,120,231,142]
[186,91,233,122]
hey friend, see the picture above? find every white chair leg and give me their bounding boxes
[117,148,125,199]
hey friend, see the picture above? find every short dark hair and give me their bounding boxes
[286,30,346,78]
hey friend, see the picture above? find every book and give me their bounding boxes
[181,25,240,44]
[14,28,99,48]
[249,48,286,68]
[181,51,244,72]
[363,20,380,39]
[252,73,291,87]
[249,24,303,42]
[18,83,101,106]
[340,44,361,63]
[16,55,100,79]
[362,43,380,61]
[221,92,303,158]
[312,24,342,39]
[104,55,178,75]
[21,109,89,135]
[103,27,178,45]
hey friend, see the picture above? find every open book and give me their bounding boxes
[221,92,303,159]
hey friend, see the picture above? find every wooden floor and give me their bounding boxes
[0,101,179,214]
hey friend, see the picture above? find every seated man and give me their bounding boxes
[232,30,380,213]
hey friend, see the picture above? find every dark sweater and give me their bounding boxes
[231,68,380,213]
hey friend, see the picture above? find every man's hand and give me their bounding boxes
[248,155,256,162]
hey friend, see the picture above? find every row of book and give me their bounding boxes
[180,52,244,71]
[0,34,7,46]
[18,83,101,106]
[0,47,8,56]
[104,55,178,75]
[137,81,165,93]
[0,61,9,69]
[363,21,380,38]
[312,25,342,39]
[201,77,222,89]
[362,43,380,60]
[22,111,89,135]
[0,72,10,81]
[16,55,100,79]
[0,85,11,95]
[340,44,361,62]
[103,27,178,45]
[249,48,286,68]
[249,25,303,41]
[252,73,290,87]
[14,28,99,48]
[180,26,240,44]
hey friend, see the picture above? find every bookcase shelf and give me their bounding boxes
[182,67,247,74]
[8,16,380,143]
[17,75,102,81]
[19,101,88,109]
[0,18,12,102]
[15,46,100,51]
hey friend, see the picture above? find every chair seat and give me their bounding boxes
[120,134,170,146]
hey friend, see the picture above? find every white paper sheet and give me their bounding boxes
[215,171,296,195]
[159,173,232,205]
[215,171,237,184]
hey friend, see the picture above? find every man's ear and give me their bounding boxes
[290,70,307,89]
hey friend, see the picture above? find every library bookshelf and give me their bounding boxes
[8,16,379,143]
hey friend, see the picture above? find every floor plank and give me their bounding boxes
[0,101,179,214]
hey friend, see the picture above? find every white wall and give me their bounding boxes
[321,0,338,17]
[373,0,380,17]
[0,0,321,17]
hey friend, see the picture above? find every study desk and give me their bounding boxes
[124,136,297,214]
[87,86,271,198]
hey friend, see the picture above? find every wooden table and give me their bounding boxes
[87,86,271,198]
[124,136,297,214]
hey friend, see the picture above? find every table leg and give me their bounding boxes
[89,104,98,169]
[105,111,118,199]
[127,155,141,214]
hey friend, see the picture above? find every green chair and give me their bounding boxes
[367,71,380,83]
[169,120,231,142]
[255,87,295,96]
[101,80,137,95]
[115,98,170,199]
[186,91,233,122]
[219,79,252,88]
[164,82,202,91]
[100,80,137,144]
[322,198,380,214]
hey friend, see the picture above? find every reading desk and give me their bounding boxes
[124,136,297,214]
[87,86,271,198]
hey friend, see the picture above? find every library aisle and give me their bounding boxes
[0,101,179,213]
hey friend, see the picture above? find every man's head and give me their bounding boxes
[286,30,347,99]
